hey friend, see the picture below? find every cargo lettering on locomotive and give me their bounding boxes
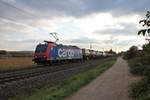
[58,48,82,59]
[58,49,74,58]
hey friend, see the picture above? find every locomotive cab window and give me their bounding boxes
[35,44,48,53]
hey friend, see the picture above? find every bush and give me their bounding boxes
[131,77,150,100]
[141,44,150,65]
[128,57,144,76]
[128,43,150,100]
[128,56,150,76]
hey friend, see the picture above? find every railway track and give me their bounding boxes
[0,62,80,85]
[0,59,106,85]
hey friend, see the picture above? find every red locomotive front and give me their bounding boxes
[33,41,54,64]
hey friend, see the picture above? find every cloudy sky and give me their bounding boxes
[0,0,149,52]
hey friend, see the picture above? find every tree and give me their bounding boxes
[138,11,150,64]
[125,46,139,59]
[108,49,116,55]
[138,11,150,42]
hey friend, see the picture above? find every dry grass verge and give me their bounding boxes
[0,57,35,71]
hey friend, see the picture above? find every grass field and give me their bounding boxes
[0,57,35,71]
[11,58,116,100]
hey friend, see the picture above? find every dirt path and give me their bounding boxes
[65,57,137,100]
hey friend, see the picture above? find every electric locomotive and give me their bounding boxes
[33,41,83,64]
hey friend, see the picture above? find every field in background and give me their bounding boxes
[0,57,35,71]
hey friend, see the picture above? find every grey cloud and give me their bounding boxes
[114,40,134,46]
[0,38,41,51]
[100,37,137,48]
[65,36,136,50]
[0,0,148,51]
[94,23,138,36]
[0,0,35,21]
[0,0,148,34]
[15,0,150,17]
[0,0,149,20]
[65,37,99,44]
[64,37,121,46]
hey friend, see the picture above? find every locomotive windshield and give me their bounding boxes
[35,44,47,53]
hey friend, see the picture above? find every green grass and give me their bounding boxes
[11,59,116,100]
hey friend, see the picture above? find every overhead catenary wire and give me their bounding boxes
[0,0,53,35]
[0,0,39,28]
[0,0,37,18]
[0,15,35,29]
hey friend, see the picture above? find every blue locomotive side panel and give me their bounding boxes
[50,44,83,60]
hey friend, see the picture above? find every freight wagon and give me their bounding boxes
[82,49,103,60]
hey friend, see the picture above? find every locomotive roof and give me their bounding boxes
[56,44,80,49]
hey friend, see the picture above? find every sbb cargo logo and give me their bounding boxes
[58,49,74,58]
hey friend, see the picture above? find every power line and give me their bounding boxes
[0,15,34,28]
[0,0,37,18]
[0,15,17,22]
[0,0,37,28]
[0,1,45,31]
